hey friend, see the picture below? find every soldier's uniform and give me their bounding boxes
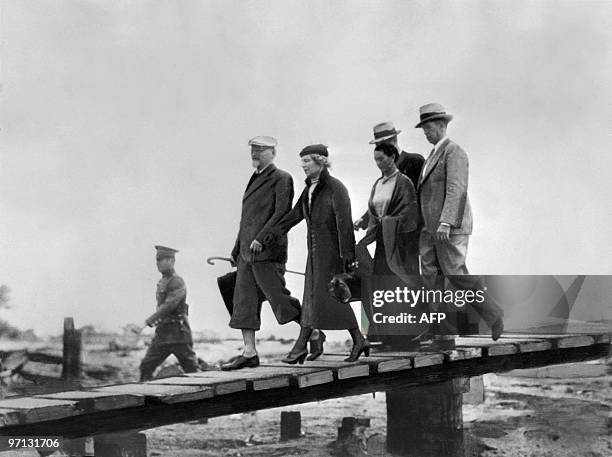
[139,246,199,381]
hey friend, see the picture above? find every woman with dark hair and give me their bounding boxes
[358,142,424,349]
[266,144,369,363]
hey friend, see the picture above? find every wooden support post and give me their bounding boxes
[64,436,95,456]
[61,317,81,380]
[386,378,465,457]
[94,432,147,457]
[280,411,301,441]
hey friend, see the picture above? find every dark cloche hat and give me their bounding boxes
[299,144,328,157]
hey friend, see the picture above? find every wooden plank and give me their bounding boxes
[500,332,609,346]
[259,363,334,388]
[442,347,483,362]
[557,335,595,348]
[515,340,553,353]
[181,372,249,394]
[0,397,78,423]
[367,355,413,373]
[301,356,370,380]
[185,368,291,391]
[374,351,445,369]
[35,390,143,412]
[151,374,249,394]
[0,409,23,427]
[94,383,213,404]
[455,337,518,356]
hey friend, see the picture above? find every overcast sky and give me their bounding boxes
[1,0,611,337]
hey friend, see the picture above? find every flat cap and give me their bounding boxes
[248,136,277,148]
[299,144,328,157]
[155,245,179,259]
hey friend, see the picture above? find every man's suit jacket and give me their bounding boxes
[232,164,294,263]
[418,139,472,235]
[396,150,425,188]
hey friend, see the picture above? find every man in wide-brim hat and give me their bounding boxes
[415,103,504,347]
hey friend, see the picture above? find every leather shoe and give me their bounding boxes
[491,318,504,341]
[307,330,326,361]
[220,354,259,371]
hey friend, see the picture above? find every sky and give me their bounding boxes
[1,0,611,337]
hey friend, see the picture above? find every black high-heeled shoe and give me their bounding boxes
[307,330,326,361]
[344,338,370,362]
[281,349,308,365]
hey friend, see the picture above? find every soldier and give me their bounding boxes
[139,245,199,381]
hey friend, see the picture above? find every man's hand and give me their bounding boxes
[435,223,451,243]
[250,240,263,255]
[353,218,363,231]
[229,254,237,268]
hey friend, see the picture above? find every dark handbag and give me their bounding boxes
[327,244,373,304]
[328,271,362,303]
[216,270,266,316]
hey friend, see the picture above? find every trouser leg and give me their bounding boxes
[252,262,301,325]
[431,234,503,329]
[419,230,450,335]
[139,343,172,381]
[172,343,200,373]
[230,260,263,330]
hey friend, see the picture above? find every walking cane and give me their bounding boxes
[206,257,305,276]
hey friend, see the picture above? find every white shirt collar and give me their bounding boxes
[256,163,272,174]
[431,136,449,156]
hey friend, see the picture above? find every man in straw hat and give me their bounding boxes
[139,245,199,381]
[221,136,302,370]
[415,103,503,348]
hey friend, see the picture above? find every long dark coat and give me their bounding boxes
[271,168,357,329]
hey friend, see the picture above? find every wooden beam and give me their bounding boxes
[1,339,609,438]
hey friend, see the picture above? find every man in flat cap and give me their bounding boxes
[415,103,503,348]
[222,136,302,370]
[139,246,199,381]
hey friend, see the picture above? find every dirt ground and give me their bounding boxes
[3,339,611,456]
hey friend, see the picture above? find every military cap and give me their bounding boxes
[248,136,277,149]
[299,144,328,157]
[155,245,179,260]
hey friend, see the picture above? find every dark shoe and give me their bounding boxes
[220,354,260,371]
[307,330,326,361]
[282,349,308,365]
[345,337,370,362]
[491,318,504,341]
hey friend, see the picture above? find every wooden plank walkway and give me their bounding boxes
[0,332,609,438]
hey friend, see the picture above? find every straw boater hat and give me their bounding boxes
[369,122,402,144]
[414,103,454,128]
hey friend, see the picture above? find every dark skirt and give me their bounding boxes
[372,228,427,341]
